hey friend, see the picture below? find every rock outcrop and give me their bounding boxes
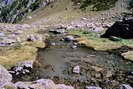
[101,19,133,39]
[0,65,12,88]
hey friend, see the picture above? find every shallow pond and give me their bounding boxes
[33,33,133,88]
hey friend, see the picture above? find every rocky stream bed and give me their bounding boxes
[4,29,132,89]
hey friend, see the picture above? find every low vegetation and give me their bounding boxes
[69,30,133,51]
[72,0,118,11]
[0,0,45,23]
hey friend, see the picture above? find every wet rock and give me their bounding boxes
[27,34,43,42]
[73,65,80,74]
[57,84,74,89]
[70,45,77,49]
[9,61,33,77]
[120,84,133,89]
[109,36,122,41]
[0,65,12,88]
[49,28,66,34]
[101,19,133,39]
[64,36,75,42]
[128,71,133,76]
[86,86,102,89]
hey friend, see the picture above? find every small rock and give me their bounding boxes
[51,42,56,46]
[73,65,80,74]
[49,28,65,34]
[120,84,133,89]
[27,34,42,42]
[86,86,102,89]
[27,16,32,19]
[57,84,74,89]
[109,36,121,41]
[64,36,75,41]
[35,79,56,89]
[71,45,77,49]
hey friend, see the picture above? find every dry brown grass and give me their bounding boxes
[0,45,37,69]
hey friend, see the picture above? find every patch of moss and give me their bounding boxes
[4,85,17,89]
[69,30,133,51]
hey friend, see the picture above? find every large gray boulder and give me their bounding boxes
[0,65,12,88]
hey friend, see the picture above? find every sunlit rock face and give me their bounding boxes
[0,0,55,23]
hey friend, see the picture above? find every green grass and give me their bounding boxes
[69,30,133,51]
[72,0,118,11]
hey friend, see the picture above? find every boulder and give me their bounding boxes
[0,65,12,88]
[9,61,33,77]
[101,19,133,39]
[120,84,133,89]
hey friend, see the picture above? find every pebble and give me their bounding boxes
[71,45,77,49]
[73,65,80,74]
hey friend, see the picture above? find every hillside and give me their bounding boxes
[20,0,129,29]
